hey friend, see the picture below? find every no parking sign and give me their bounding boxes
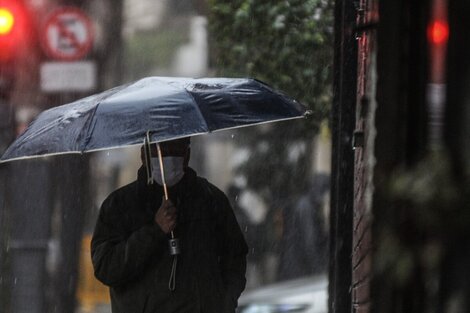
[41,7,94,61]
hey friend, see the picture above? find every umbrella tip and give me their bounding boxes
[304,110,313,118]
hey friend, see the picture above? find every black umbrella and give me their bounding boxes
[0,76,310,291]
[1,76,309,162]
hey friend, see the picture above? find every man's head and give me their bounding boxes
[141,137,191,186]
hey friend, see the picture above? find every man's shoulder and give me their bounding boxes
[107,180,138,199]
[195,176,227,199]
[193,176,232,213]
[100,180,139,213]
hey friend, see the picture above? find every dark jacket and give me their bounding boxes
[91,167,248,313]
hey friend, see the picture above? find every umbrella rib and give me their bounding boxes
[79,103,100,152]
[208,114,307,134]
[179,86,210,133]
[78,85,130,152]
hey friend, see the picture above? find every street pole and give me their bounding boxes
[0,87,15,313]
[8,159,54,313]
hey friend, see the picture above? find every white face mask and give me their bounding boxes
[151,157,185,186]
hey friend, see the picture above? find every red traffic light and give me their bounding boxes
[0,7,14,35]
[0,1,29,62]
[428,20,449,45]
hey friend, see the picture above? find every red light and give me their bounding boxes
[0,2,29,61]
[0,7,14,35]
[428,20,449,45]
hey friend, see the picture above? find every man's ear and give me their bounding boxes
[184,148,191,168]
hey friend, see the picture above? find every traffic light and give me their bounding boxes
[0,7,14,35]
[0,1,27,62]
[428,20,449,46]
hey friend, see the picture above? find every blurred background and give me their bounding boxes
[3,0,470,313]
[0,1,333,312]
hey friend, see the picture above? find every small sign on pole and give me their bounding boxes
[40,61,97,92]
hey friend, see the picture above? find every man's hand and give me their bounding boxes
[155,198,177,234]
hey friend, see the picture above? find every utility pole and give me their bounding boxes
[8,160,54,313]
[0,64,15,313]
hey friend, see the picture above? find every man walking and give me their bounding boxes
[91,138,248,313]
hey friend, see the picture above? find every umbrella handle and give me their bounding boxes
[156,142,176,240]
[155,140,179,291]
[145,132,173,239]
[156,142,169,201]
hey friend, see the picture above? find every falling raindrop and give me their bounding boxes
[231,134,235,138]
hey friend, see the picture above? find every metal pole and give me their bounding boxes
[8,160,53,313]
[0,72,16,311]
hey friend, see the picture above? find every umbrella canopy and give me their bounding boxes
[1,77,309,162]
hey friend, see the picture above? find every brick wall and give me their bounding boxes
[351,0,378,312]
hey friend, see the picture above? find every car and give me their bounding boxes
[237,275,328,313]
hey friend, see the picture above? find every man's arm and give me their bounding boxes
[217,194,249,308]
[91,194,167,287]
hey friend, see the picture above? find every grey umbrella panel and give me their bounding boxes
[1,86,125,160]
[86,77,209,151]
[1,77,308,162]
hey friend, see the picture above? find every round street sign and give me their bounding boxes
[41,7,94,61]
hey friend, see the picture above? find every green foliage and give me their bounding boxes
[209,0,333,120]
[209,0,334,201]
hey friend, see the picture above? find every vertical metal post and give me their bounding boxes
[0,165,11,311]
[329,0,357,313]
[0,73,16,311]
[8,160,53,313]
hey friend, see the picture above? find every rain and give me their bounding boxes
[4,0,470,313]
[1,1,332,313]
